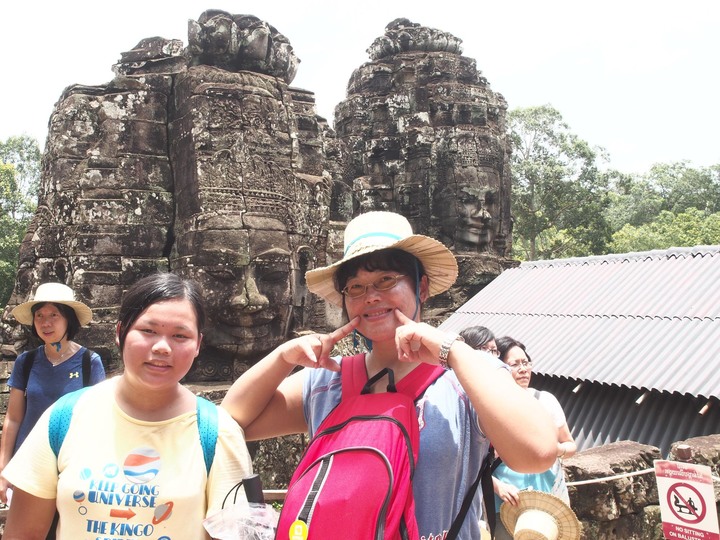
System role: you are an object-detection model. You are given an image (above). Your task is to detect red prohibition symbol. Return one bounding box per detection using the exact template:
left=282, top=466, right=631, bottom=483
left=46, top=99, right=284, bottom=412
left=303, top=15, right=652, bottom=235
left=667, top=482, right=706, bottom=524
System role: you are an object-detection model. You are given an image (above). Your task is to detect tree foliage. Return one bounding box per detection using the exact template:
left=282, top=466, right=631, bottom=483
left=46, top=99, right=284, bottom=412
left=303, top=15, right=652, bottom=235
left=604, top=162, right=720, bottom=253
left=509, top=105, right=612, bottom=260
left=0, top=135, right=40, bottom=305
left=605, top=175, right=664, bottom=231
left=610, top=208, right=720, bottom=253
left=645, top=161, right=720, bottom=215
left=508, top=105, right=720, bottom=259
left=0, top=135, right=41, bottom=204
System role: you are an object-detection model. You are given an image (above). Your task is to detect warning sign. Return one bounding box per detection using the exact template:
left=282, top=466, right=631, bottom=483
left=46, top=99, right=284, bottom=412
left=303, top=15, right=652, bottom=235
left=655, top=460, right=719, bottom=540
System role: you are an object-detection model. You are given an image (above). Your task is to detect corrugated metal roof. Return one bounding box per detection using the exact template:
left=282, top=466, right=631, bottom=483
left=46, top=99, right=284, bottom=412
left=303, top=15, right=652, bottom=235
left=530, top=374, right=720, bottom=457
left=440, top=245, right=720, bottom=399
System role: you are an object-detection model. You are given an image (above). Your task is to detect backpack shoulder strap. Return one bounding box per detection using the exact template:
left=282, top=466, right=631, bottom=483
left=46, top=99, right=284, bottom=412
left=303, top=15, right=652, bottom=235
left=81, top=348, right=93, bottom=387
left=340, top=353, right=369, bottom=399
left=48, top=387, right=91, bottom=457
left=196, top=396, right=219, bottom=476
left=446, top=444, right=494, bottom=540
left=48, top=390, right=218, bottom=475
left=340, top=355, right=445, bottom=402
left=482, top=446, right=499, bottom=537
left=395, top=362, right=446, bottom=401
left=21, top=348, right=39, bottom=394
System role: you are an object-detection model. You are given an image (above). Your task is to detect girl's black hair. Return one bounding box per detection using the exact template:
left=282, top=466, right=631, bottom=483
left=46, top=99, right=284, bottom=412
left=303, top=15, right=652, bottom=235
left=459, top=325, right=496, bottom=350
left=117, top=273, right=206, bottom=351
left=30, top=302, right=81, bottom=340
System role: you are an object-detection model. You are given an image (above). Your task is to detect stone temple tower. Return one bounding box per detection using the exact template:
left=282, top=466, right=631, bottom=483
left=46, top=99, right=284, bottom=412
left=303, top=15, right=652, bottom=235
left=332, top=18, right=516, bottom=320
left=0, top=11, right=335, bottom=378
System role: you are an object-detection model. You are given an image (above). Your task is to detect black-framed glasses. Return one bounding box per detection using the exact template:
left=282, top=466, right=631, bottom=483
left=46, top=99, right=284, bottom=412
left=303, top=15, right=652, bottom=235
left=341, top=275, right=406, bottom=299
left=507, top=360, right=532, bottom=371
left=480, top=345, right=500, bottom=357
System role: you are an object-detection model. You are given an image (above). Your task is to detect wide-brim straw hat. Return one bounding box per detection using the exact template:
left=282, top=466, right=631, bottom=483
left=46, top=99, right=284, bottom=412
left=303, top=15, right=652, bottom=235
left=500, top=491, right=581, bottom=540
left=306, top=211, right=458, bottom=307
left=11, top=282, right=93, bottom=327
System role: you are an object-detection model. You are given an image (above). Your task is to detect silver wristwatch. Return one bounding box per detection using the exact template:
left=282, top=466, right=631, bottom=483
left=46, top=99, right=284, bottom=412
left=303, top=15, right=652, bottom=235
left=438, top=333, right=464, bottom=369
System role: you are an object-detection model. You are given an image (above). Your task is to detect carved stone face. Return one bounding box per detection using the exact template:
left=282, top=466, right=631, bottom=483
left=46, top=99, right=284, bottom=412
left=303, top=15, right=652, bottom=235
left=455, top=182, right=495, bottom=250
left=175, top=218, right=294, bottom=359
left=435, top=178, right=493, bottom=253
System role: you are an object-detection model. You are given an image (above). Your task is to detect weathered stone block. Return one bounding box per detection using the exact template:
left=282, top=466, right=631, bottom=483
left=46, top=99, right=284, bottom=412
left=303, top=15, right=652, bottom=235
left=579, top=505, right=664, bottom=540
left=81, top=324, right=122, bottom=373
left=251, top=435, right=307, bottom=490
left=33, top=226, right=66, bottom=258
left=565, top=441, right=661, bottom=521
left=117, top=37, right=185, bottom=64
left=72, top=277, right=123, bottom=307
left=120, top=258, right=170, bottom=287
left=73, top=224, right=169, bottom=257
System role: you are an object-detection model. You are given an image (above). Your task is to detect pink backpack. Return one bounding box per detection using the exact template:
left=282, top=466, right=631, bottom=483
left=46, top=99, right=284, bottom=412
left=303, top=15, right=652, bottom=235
left=276, top=354, right=445, bottom=540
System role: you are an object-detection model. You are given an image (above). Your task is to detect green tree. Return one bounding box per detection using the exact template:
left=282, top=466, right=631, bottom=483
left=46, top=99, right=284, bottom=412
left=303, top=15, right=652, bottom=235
left=509, top=105, right=612, bottom=260
left=610, top=208, right=720, bottom=253
left=605, top=175, right=664, bottom=231
left=645, top=161, right=720, bottom=215
left=604, top=161, right=720, bottom=252
left=0, top=135, right=40, bottom=304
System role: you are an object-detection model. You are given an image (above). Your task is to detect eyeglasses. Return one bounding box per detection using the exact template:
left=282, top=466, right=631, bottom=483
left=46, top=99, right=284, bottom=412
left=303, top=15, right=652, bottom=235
left=507, top=360, right=532, bottom=371
left=480, top=346, right=500, bottom=357
left=341, top=275, right=406, bottom=299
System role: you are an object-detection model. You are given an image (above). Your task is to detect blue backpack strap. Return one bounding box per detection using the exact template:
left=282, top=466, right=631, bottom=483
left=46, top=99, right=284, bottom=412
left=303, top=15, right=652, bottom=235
left=196, top=396, right=218, bottom=476
left=48, top=389, right=218, bottom=474
left=48, top=387, right=91, bottom=457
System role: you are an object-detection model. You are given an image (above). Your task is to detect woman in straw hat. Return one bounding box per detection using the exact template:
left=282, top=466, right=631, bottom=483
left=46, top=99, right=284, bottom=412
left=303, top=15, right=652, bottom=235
left=0, top=282, right=105, bottom=507
left=222, top=211, right=558, bottom=538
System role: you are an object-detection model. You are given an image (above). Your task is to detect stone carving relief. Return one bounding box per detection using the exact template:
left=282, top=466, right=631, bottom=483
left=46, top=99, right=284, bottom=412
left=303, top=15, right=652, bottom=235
left=1, top=13, right=514, bottom=378
left=173, top=214, right=317, bottom=379
left=187, top=10, right=299, bottom=82
left=168, top=39, right=331, bottom=376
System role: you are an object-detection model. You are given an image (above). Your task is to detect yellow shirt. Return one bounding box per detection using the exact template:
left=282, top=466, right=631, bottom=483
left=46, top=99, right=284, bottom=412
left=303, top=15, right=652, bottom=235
left=3, top=377, right=253, bottom=540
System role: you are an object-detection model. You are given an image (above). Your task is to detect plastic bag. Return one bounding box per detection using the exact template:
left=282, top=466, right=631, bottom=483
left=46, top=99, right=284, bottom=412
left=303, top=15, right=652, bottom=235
left=203, top=501, right=279, bottom=540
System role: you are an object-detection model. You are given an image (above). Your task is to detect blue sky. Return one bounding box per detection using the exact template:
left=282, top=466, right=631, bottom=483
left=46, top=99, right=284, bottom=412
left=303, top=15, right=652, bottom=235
left=1, top=0, right=718, bottom=174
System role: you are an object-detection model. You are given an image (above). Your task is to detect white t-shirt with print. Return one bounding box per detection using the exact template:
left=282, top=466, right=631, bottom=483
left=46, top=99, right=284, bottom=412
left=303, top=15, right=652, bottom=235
left=2, top=377, right=253, bottom=540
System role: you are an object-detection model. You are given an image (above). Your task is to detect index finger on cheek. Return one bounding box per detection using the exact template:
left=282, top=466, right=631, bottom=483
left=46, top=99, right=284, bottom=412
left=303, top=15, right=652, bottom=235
left=393, top=308, right=412, bottom=324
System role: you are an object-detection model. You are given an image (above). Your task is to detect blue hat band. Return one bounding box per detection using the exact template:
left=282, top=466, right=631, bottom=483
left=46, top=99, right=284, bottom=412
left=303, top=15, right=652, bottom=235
left=344, top=231, right=403, bottom=257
